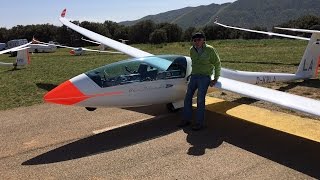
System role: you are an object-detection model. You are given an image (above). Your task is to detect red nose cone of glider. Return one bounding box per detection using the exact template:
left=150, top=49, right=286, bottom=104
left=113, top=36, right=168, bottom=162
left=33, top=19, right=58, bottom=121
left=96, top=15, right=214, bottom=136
left=69, top=50, right=75, bottom=55
left=44, top=80, right=87, bottom=105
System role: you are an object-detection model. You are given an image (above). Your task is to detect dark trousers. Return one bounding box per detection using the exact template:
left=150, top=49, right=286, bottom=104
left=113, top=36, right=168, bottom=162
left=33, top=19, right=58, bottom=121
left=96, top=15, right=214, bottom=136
left=183, top=74, right=211, bottom=125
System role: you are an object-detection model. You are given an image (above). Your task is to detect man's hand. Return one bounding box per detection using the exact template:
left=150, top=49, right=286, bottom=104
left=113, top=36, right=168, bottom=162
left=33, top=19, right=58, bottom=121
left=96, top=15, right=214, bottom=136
left=210, top=79, right=218, bottom=87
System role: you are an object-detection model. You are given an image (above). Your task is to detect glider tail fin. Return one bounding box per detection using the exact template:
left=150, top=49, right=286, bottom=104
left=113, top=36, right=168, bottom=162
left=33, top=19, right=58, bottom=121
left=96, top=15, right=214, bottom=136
left=15, top=48, right=30, bottom=67
left=295, top=32, right=320, bottom=79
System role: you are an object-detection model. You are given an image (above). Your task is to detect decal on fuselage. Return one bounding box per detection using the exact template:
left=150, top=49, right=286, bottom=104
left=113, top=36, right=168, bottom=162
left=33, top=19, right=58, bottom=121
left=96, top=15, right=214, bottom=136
left=256, top=76, right=276, bottom=84
left=16, top=59, right=24, bottom=63
left=129, top=84, right=173, bottom=93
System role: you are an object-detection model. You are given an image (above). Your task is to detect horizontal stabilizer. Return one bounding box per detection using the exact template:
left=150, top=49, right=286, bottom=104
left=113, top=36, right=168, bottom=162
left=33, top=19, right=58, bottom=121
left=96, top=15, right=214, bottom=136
left=81, top=37, right=101, bottom=45
left=0, top=62, right=14, bottom=66
left=81, top=47, right=123, bottom=54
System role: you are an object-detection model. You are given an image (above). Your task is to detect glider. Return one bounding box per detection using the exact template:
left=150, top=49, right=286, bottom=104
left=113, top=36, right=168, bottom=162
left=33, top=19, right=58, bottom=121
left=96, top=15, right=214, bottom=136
left=0, top=42, right=31, bottom=69
left=34, top=39, right=122, bottom=56
left=44, top=9, right=320, bottom=117
left=119, top=39, right=129, bottom=44
left=81, top=37, right=108, bottom=51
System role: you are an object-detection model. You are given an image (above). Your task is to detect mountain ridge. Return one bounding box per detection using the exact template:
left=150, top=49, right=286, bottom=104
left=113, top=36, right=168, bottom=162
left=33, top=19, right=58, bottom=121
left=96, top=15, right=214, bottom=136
left=119, top=0, right=320, bottom=29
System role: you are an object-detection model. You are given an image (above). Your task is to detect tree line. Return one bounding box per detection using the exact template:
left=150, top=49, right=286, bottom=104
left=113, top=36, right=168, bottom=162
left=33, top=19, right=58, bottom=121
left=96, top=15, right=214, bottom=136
left=0, top=15, right=319, bottom=46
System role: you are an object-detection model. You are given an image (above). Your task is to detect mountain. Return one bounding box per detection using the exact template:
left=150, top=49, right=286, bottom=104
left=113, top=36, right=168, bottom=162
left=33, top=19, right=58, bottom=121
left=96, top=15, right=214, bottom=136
left=119, top=0, right=320, bottom=29
left=211, top=0, right=320, bottom=29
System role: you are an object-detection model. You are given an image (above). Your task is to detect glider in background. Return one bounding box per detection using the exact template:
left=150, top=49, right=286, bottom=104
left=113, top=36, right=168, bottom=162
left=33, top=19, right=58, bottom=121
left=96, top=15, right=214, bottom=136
left=0, top=42, right=31, bottom=69
left=34, top=39, right=122, bottom=56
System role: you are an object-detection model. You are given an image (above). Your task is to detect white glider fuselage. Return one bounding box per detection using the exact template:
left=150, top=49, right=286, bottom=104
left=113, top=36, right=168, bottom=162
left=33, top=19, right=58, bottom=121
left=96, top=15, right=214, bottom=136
left=45, top=55, right=191, bottom=107
left=70, top=73, right=188, bottom=107
left=44, top=53, right=316, bottom=108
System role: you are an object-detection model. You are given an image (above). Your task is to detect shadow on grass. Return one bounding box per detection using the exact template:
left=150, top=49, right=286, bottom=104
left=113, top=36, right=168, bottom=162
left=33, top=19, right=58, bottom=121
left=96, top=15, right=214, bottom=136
left=280, top=79, right=320, bottom=90
left=36, top=83, right=58, bottom=91
left=1, top=68, right=24, bottom=73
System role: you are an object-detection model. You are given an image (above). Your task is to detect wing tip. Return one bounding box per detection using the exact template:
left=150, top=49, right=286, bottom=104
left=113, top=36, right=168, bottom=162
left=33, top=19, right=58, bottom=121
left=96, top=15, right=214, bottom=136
left=61, top=9, right=67, bottom=18
left=275, top=27, right=320, bottom=34
left=213, top=16, right=218, bottom=24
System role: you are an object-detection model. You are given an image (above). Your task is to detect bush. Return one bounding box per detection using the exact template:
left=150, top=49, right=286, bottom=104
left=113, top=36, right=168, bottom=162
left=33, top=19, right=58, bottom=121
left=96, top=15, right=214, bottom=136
left=149, top=29, right=168, bottom=44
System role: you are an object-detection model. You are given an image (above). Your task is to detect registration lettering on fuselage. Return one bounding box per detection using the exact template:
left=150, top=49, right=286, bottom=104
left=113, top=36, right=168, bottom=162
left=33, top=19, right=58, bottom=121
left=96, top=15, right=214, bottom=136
left=256, top=76, right=276, bottom=84
left=303, top=59, right=314, bottom=71
left=129, top=84, right=173, bottom=93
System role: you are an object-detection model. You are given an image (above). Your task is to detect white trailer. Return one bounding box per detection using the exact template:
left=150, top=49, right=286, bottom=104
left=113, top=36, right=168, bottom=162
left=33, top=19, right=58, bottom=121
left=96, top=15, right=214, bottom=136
left=28, top=41, right=57, bottom=53
left=6, top=39, right=28, bottom=56
left=7, top=39, right=28, bottom=49
left=0, top=43, right=6, bottom=50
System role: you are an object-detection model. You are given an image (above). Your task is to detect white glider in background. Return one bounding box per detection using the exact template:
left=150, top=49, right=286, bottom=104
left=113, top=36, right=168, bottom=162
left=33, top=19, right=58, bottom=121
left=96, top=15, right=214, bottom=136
left=28, top=43, right=57, bottom=53
left=214, top=21, right=310, bottom=41
left=81, top=37, right=101, bottom=45
left=44, top=9, right=320, bottom=117
left=119, top=39, right=129, bottom=44
left=81, top=37, right=108, bottom=51
left=34, top=39, right=122, bottom=56
left=0, top=43, right=31, bottom=69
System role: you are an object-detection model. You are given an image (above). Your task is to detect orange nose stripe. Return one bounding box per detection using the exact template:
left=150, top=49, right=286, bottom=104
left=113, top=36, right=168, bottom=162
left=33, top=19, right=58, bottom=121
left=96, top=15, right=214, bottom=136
left=44, top=80, right=88, bottom=105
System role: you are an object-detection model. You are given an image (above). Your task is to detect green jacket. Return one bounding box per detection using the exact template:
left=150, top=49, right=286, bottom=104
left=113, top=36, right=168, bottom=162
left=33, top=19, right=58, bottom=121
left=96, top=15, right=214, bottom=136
left=190, top=44, right=221, bottom=79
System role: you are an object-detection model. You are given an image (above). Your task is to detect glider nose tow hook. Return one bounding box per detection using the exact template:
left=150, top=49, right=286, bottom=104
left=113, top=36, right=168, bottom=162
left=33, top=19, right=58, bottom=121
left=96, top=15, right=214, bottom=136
left=85, top=107, right=97, bottom=111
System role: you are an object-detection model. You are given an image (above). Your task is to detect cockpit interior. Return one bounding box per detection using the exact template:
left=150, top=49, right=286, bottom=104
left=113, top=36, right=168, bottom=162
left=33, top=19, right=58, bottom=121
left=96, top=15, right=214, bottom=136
left=85, top=55, right=187, bottom=88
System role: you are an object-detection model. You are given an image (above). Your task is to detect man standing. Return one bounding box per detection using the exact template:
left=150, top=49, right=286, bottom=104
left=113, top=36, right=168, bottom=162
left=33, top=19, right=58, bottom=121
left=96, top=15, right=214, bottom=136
left=180, top=32, right=221, bottom=131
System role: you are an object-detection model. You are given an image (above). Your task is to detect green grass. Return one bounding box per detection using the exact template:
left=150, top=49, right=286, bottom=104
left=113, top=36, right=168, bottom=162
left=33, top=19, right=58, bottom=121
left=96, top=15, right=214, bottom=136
left=0, top=39, right=309, bottom=110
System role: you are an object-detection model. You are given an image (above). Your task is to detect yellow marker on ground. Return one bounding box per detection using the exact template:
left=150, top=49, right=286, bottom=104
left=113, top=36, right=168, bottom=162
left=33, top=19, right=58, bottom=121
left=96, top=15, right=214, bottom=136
left=196, top=97, right=320, bottom=142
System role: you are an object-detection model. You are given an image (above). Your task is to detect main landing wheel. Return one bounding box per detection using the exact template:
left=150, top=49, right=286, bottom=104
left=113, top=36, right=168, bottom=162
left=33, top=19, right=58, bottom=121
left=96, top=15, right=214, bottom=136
left=166, top=103, right=181, bottom=113
left=85, top=107, right=97, bottom=111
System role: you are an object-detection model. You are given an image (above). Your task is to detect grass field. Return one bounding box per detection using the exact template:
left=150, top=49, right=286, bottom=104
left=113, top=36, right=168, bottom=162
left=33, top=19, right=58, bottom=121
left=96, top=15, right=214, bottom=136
left=0, top=39, right=318, bottom=112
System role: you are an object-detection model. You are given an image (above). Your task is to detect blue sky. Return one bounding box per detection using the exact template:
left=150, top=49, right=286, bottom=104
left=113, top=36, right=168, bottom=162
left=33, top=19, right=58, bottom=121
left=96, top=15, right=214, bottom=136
left=0, top=0, right=235, bottom=28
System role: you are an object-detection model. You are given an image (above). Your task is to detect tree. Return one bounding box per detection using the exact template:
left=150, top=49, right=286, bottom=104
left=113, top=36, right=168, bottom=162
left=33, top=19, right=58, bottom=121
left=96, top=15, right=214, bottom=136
left=128, top=20, right=155, bottom=43
left=0, top=28, right=8, bottom=42
left=183, top=27, right=197, bottom=41
left=157, top=23, right=182, bottom=42
left=55, top=25, right=73, bottom=46
left=149, top=29, right=167, bottom=44
left=113, top=26, right=129, bottom=42
left=104, top=21, right=120, bottom=37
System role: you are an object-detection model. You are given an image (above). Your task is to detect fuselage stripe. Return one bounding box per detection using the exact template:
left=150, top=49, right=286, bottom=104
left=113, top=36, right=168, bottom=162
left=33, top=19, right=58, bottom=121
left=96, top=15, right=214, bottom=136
left=45, top=91, right=123, bottom=101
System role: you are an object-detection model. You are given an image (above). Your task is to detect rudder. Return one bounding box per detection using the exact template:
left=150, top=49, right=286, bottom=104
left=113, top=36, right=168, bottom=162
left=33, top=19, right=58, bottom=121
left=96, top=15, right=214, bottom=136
left=15, top=48, right=30, bottom=67
left=295, top=33, right=320, bottom=79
